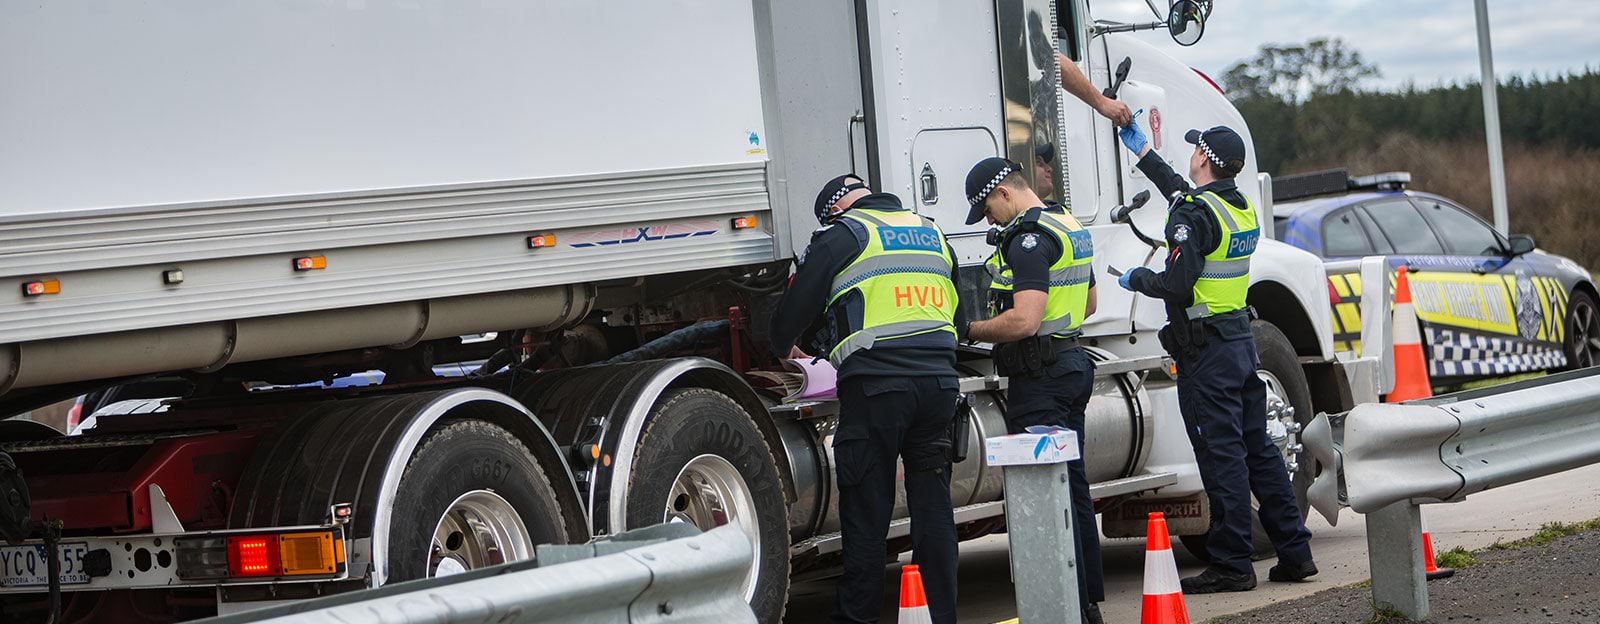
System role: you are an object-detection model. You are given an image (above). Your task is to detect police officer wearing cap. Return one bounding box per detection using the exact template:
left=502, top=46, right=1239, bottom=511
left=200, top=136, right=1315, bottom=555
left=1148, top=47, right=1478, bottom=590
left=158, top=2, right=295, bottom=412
left=1114, top=123, right=1317, bottom=593
left=961, top=158, right=1105, bottom=624
left=770, top=174, right=965, bottom=624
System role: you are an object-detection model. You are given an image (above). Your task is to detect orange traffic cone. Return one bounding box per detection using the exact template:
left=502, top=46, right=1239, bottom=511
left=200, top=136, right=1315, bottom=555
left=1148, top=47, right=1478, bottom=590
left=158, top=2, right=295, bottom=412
left=897, top=564, right=932, bottom=624
left=1387, top=266, right=1434, bottom=403
left=1420, top=510, right=1456, bottom=580
left=1141, top=513, right=1190, bottom=624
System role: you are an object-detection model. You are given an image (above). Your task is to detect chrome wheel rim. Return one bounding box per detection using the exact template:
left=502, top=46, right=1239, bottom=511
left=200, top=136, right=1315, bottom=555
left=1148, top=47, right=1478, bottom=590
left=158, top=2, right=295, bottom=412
left=1259, top=369, right=1301, bottom=480
left=428, top=489, right=531, bottom=577
left=667, top=454, right=759, bottom=601
left=1575, top=303, right=1600, bottom=369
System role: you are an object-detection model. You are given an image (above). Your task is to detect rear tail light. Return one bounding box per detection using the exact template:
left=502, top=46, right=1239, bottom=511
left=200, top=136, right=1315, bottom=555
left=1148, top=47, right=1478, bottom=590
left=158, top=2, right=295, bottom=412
left=228, top=535, right=280, bottom=577
left=177, top=530, right=344, bottom=581
left=22, top=279, right=60, bottom=297
left=731, top=216, right=760, bottom=230
left=279, top=531, right=341, bottom=576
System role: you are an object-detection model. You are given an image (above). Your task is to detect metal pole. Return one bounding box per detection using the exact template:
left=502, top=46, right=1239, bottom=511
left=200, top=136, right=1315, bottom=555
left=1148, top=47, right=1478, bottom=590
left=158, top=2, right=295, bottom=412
left=1365, top=502, right=1430, bottom=620
left=1001, top=460, right=1081, bottom=623
left=1474, top=0, right=1510, bottom=234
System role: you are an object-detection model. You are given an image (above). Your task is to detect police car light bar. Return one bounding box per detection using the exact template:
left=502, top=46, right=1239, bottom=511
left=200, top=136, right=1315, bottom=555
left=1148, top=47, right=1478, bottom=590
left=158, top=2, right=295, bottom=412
left=1349, top=171, right=1411, bottom=192
left=1273, top=169, right=1413, bottom=203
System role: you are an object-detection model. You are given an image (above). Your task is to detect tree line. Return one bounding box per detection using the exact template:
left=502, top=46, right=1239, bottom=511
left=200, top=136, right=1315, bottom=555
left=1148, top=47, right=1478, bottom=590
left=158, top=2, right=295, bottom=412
left=1222, top=38, right=1600, bottom=174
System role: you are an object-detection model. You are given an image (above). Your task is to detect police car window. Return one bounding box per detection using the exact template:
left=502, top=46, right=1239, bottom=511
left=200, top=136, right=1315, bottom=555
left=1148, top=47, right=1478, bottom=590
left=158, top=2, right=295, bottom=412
left=1322, top=209, right=1373, bottom=257
left=1353, top=209, right=1395, bottom=254
left=1361, top=200, right=1444, bottom=255
left=1419, top=199, right=1503, bottom=256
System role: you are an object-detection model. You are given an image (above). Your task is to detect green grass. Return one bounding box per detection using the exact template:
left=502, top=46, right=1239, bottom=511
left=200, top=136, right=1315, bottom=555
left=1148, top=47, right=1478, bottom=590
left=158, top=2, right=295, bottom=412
left=1433, top=546, right=1478, bottom=569
left=1488, top=518, right=1600, bottom=550
left=1364, top=604, right=1415, bottom=624
left=1458, top=371, right=1547, bottom=391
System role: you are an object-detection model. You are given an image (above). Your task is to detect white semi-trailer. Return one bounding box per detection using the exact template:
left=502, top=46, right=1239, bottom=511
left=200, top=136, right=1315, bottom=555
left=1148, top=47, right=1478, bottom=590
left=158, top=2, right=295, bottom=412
left=0, top=1, right=1362, bottom=622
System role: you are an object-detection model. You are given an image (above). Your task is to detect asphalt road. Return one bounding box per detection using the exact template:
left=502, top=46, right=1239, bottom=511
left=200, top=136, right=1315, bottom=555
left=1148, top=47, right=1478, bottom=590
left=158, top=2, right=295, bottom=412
left=784, top=463, right=1600, bottom=623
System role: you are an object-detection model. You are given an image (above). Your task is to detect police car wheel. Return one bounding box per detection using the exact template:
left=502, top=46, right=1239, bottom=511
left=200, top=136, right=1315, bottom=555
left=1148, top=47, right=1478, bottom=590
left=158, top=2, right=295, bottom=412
left=625, top=388, right=790, bottom=623
left=1179, top=321, right=1314, bottom=563
left=1563, top=291, right=1600, bottom=371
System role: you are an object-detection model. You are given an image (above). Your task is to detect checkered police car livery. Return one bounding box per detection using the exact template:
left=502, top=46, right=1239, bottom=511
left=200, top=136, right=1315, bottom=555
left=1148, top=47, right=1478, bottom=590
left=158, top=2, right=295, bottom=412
left=1273, top=170, right=1599, bottom=385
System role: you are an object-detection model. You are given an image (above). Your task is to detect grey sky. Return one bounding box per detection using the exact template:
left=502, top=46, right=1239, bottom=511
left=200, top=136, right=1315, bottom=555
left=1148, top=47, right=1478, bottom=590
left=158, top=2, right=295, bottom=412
left=1087, top=1, right=1600, bottom=90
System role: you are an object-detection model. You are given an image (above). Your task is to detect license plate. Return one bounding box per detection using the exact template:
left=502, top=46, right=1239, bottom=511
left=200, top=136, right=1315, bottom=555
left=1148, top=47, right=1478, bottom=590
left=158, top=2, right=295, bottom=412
left=0, top=542, right=90, bottom=587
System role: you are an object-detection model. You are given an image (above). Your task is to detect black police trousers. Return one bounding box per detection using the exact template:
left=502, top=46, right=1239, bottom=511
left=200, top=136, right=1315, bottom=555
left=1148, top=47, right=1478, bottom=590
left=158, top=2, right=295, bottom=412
left=1176, top=333, right=1313, bottom=576
left=832, top=375, right=959, bottom=624
left=1003, top=347, right=1105, bottom=608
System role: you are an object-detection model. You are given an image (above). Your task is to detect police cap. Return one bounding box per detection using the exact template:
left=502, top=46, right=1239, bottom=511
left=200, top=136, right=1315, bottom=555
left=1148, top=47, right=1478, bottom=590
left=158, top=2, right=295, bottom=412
left=964, top=157, right=1021, bottom=225
left=814, top=174, right=867, bottom=225
left=1184, top=126, right=1247, bottom=175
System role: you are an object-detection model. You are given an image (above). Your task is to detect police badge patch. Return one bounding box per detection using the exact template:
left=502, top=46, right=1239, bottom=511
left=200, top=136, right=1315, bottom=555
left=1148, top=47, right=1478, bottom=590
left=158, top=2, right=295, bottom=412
left=1172, top=224, right=1190, bottom=242
left=1020, top=233, right=1039, bottom=251
left=1515, top=271, right=1543, bottom=341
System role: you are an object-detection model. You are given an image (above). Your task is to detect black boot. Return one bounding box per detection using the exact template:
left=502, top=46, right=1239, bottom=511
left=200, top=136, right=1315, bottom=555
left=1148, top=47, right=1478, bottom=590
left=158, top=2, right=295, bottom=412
left=1082, top=602, right=1104, bottom=624
left=1268, top=559, right=1319, bottom=582
left=1180, top=566, right=1257, bottom=594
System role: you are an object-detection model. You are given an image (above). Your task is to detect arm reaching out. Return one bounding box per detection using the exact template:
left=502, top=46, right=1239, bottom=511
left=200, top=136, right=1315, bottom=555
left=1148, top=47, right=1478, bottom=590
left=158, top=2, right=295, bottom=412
left=1057, top=51, right=1132, bottom=126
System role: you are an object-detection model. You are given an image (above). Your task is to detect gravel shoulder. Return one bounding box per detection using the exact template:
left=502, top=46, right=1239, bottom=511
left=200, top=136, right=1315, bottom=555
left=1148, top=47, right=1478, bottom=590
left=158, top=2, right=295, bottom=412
left=1210, top=523, right=1600, bottom=624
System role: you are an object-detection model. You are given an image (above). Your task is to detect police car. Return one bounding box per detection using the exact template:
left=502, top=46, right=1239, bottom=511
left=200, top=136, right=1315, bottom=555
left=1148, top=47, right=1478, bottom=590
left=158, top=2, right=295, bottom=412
left=1272, top=170, right=1598, bottom=384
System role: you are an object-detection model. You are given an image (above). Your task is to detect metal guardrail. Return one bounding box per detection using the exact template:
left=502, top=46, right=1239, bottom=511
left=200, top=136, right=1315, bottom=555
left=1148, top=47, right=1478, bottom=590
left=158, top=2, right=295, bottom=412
left=1333, top=368, right=1600, bottom=513
left=1299, top=254, right=1600, bottom=620
left=199, top=523, right=756, bottom=624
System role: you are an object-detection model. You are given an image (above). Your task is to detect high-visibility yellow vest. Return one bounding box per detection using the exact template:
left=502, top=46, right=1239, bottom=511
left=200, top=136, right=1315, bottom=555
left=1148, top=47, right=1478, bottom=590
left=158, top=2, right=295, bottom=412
left=983, top=208, right=1094, bottom=338
left=1189, top=190, right=1258, bottom=317
left=825, top=208, right=958, bottom=366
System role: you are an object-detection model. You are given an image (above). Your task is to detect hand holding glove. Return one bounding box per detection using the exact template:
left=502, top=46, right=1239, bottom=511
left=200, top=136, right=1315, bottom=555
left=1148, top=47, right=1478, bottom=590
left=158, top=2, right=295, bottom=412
left=1118, top=110, right=1148, bottom=155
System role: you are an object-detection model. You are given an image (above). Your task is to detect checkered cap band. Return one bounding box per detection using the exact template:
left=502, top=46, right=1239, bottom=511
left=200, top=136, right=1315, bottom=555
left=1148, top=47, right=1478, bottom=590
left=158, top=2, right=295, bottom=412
left=969, top=166, right=1013, bottom=206
left=1198, top=138, right=1228, bottom=170
left=826, top=186, right=854, bottom=211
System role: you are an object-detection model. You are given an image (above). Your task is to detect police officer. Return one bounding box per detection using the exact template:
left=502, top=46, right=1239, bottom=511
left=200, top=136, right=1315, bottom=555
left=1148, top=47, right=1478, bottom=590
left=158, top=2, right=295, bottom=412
left=1114, top=123, right=1318, bottom=593
left=961, top=158, right=1105, bottom=624
left=770, top=175, right=965, bottom=624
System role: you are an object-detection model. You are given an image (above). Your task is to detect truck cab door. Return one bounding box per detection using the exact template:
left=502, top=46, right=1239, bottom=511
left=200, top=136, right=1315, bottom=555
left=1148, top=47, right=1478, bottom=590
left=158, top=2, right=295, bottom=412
left=856, top=0, right=1060, bottom=266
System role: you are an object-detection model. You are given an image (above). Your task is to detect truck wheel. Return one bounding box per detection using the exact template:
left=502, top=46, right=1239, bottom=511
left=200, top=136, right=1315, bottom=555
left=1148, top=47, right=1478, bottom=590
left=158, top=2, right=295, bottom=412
left=1180, top=321, right=1314, bottom=563
left=386, top=419, right=570, bottom=581
left=625, top=388, right=790, bottom=623
left=1563, top=291, right=1600, bottom=371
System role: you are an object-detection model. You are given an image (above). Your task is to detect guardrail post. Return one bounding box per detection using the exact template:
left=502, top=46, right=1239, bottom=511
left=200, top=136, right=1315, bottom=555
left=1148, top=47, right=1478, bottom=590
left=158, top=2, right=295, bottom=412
left=1000, top=459, right=1080, bottom=623
left=1365, top=501, right=1429, bottom=620
left=1358, top=255, right=1394, bottom=395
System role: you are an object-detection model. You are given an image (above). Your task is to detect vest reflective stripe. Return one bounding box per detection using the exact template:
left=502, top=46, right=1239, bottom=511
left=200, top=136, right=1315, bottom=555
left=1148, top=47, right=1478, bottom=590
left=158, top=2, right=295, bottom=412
left=829, top=319, right=954, bottom=365
left=829, top=254, right=956, bottom=303
left=1199, top=258, right=1251, bottom=280
left=986, top=209, right=1094, bottom=338
left=826, top=208, right=958, bottom=367
left=1191, top=191, right=1258, bottom=316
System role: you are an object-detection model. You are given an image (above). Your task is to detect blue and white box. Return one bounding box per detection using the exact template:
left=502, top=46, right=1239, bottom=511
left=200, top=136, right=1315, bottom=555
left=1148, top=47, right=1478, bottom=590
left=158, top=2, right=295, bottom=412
left=984, top=426, right=1080, bottom=466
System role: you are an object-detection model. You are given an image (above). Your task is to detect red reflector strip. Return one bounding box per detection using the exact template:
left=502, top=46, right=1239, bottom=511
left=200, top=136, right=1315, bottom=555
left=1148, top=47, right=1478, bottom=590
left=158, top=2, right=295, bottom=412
left=527, top=234, right=556, bottom=249
left=731, top=216, right=759, bottom=230
left=293, top=256, right=327, bottom=271
left=228, top=535, right=281, bottom=577
left=22, top=280, right=60, bottom=297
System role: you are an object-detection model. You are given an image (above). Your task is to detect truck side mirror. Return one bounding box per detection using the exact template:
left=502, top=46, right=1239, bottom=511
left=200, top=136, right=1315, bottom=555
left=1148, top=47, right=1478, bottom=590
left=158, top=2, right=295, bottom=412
left=1168, top=1, right=1205, bottom=46
left=1507, top=234, right=1536, bottom=257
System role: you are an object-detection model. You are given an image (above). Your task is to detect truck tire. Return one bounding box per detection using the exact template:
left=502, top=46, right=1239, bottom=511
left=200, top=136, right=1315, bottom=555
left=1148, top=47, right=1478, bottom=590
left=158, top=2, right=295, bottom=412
left=1179, top=320, right=1314, bottom=563
left=1563, top=290, right=1600, bottom=371
left=386, top=419, right=570, bottom=581
left=624, top=388, right=790, bottom=623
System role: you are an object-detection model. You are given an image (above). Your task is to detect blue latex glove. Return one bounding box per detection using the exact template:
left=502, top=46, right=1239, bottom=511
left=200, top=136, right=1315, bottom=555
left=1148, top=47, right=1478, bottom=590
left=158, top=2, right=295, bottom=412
left=1118, top=109, right=1147, bottom=154
left=1118, top=270, right=1136, bottom=291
